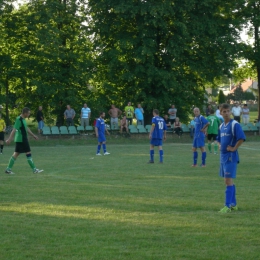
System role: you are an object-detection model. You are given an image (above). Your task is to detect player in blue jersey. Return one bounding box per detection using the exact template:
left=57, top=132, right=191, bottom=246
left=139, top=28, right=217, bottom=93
left=192, top=108, right=210, bottom=167
left=148, top=109, right=167, bottom=163
left=95, top=112, right=110, bottom=156
left=217, top=104, right=245, bottom=213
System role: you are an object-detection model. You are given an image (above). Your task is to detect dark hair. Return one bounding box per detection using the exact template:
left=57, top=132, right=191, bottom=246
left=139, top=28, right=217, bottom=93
left=22, top=107, right=30, bottom=114
left=244, top=104, right=247, bottom=106
left=210, top=109, right=215, bottom=114
left=220, top=103, right=230, bottom=111
left=99, top=111, right=105, bottom=116
left=153, top=109, right=159, bottom=115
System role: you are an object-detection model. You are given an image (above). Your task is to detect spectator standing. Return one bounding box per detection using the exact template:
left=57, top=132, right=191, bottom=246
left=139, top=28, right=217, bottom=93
left=36, top=106, right=44, bottom=134
left=124, top=102, right=134, bottom=125
left=81, top=103, right=91, bottom=127
left=216, top=106, right=224, bottom=123
left=231, top=103, right=242, bottom=123
left=0, top=114, right=6, bottom=154
left=163, top=115, right=171, bottom=130
left=205, top=105, right=212, bottom=117
left=168, top=105, right=177, bottom=124
left=120, top=116, right=129, bottom=134
left=64, top=105, right=76, bottom=126
left=135, top=104, right=144, bottom=125
left=242, top=104, right=250, bottom=125
left=108, top=104, right=122, bottom=129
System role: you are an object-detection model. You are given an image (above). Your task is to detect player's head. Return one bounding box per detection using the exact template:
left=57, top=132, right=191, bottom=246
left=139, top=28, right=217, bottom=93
left=193, top=107, right=200, bottom=117
left=208, top=104, right=211, bottom=108
left=67, top=105, right=71, bottom=109
left=164, top=114, right=168, bottom=119
left=175, top=117, right=179, bottom=122
left=153, top=109, right=159, bottom=116
left=220, top=103, right=231, bottom=119
left=22, top=107, right=31, bottom=117
left=100, top=112, right=105, bottom=118
left=83, top=103, right=87, bottom=108
left=243, top=104, right=247, bottom=107
left=128, top=102, right=131, bottom=106
left=137, top=103, right=141, bottom=108
left=210, top=109, right=215, bottom=114
left=171, top=104, right=175, bottom=108
left=234, top=102, right=238, bottom=107
left=111, top=104, right=115, bottom=108
left=39, top=106, right=42, bottom=111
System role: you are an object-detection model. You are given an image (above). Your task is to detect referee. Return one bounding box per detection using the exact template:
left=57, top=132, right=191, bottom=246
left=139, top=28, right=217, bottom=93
left=5, top=107, right=43, bottom=174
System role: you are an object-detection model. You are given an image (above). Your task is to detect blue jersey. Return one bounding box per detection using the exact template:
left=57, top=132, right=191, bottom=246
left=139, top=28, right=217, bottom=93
left=194, top=115, right=208, bottom=137
left=151, top=116, right=166, bottom=139
left=217, top=120, right=245, bottom=163
left=95, top=118, right=105, bottom=136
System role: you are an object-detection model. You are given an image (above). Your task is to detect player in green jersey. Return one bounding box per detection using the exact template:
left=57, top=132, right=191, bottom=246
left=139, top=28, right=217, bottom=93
left=206, top=109, right=221, bottom=154
left=5, top=107, right=43, bottom=174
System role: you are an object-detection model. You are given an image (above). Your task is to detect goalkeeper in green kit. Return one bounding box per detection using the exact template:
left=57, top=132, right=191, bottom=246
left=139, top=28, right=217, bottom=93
left=206, top=109, right=221, bottom=154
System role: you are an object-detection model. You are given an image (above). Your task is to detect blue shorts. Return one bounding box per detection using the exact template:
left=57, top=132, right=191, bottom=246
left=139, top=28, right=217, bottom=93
left=38, top=120, right=44, bottom=130
left=219, top=161, right=237, bottom=178
left=98, top=134, right=106, bottom=143
left=150, top=139, right=163, bottom=146
left=193, top=136, right=205, bottom=148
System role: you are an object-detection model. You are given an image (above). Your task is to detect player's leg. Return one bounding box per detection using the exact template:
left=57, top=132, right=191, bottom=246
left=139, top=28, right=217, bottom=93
left=38, top=121, right=41, bottom=134
left=102, top=141, right=110, bottom=155
left=158, top=145, right=163, bottom=163
left=213, top=140, right=218, bottom=154
left=96, top=141, right=102, bottom=155
left=0, top=133, right=4, bottom=153
left=25, top=151, right=43, bottom=173
left=207, top=135, right=212, bottom=153
left=149, top=144, right=155, bottom=163
left=6, top=152, right=20, bottom=174
left=219, top=162, right=237, bottom=213
left=192, top=147, right=198, bottom=167
left=200, top=146, right=206, bottom=167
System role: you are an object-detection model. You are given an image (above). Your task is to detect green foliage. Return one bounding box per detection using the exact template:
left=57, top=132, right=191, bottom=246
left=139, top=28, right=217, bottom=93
left=87, top=0, right=242, bottom=122
left=218, top=90, right=226, bottom=104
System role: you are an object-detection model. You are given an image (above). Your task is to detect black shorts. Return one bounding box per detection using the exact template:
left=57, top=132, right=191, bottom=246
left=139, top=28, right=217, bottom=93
left=207, top=134, right=217, bottom=141
left=0, top=131, right=4, bottom=141
left=15, top=141, right=31, bottom=153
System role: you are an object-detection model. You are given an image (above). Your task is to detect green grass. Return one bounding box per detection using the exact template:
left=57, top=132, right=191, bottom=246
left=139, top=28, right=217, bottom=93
left=1, top=142, right=260, bottom=260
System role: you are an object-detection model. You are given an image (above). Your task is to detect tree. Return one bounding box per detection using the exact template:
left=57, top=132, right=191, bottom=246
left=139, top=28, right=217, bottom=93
left=235, top=0, right=260, bottom=119
left=218, top=90, right=226, bottom=104
left=87, top=0, right=243, bottom=122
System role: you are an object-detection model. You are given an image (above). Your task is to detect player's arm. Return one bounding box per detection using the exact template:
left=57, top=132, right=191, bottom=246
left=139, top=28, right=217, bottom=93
left=72, top=110, right=75, bottom=119
left=27, top=127, right=38, bottom=140
left=149, top=124, right=155, bottom=139
left=108, top=109, right=112, bottom=117
left=5, top=128, right=16, bottom=144
left=80, top=109, right=83, bottom=118
left=227, top=139, right=244, bottom=152
left=106, top=127, right=110, bottom=135
left=95, top=126, right=99, bottom=137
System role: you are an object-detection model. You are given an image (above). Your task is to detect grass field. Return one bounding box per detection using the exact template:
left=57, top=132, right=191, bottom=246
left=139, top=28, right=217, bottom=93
left=1, top=141, right=260, bottom=260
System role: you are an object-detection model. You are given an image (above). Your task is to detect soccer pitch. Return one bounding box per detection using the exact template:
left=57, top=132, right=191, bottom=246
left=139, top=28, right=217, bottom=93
left=1, top=142, right=260, bottom=260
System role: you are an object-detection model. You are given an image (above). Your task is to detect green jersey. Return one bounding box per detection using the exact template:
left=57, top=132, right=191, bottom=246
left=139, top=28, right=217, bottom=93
left=125, top=106, right=134, bottom=118
left=206, top=115, right=220, bottom=135
left=14, top=116, right=28, bottom=142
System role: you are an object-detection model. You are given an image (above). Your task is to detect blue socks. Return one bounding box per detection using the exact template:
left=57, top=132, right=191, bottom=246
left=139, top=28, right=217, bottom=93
left=193, top=151, right=198, bottom=165
left=159, top=150, right=163, bottom=162
left=150, top=150, right=154, bottom=162
left=97, top=145, right=101, bottom=154
left=232, top=185, right=236, bottom=206
left=225, top=185, right=234, bottom=208
left=202, top=151, right=206, bottom=165
left=102, top=144, right=106, bottom=153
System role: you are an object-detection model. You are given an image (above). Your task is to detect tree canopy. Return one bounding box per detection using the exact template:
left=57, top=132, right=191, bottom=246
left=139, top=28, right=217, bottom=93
left=0, top=0, right=259, bottom=124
